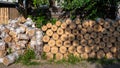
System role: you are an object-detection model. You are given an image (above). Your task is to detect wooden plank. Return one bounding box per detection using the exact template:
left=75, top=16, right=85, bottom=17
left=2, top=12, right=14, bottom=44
left=0, top=7, right=9, bottom=24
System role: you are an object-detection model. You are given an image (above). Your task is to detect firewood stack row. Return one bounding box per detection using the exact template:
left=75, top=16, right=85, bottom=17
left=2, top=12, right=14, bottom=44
left=0, top=18, right=43, bottom=65
left=42, top=18, right=120, bottom=60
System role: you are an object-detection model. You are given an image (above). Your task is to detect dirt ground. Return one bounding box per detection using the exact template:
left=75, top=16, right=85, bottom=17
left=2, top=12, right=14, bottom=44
left=0, top=61, right=120, bottom=68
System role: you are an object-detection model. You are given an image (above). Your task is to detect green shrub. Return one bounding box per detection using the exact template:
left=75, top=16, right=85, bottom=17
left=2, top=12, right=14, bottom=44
left=41, top=52, right=47, bottom=60
left=67, top=54, right=81, bottom=64
left=33, top=0, right=49, bottom=8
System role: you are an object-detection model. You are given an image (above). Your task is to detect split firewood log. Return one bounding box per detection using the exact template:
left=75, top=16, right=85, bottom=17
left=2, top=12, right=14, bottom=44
left=55, top=53, right=63, bottom=60
left=112, top=22, right=118, bottom=27
left=9, top=31, right=17, bottom=38
left=65, top=18, right=72, bottom=25
left=90, top=32, right=97, bottom=39
left=117, top=51, right=120, bottom=59
left=97, top=50, right=105, bottom=59
left=97, top=33, right=103, bottom=38
left=43, top=44, right=50, bottom=53
left=109, top=26, right=115, bottom=32
left=84, top=46, right=91, bottom=53
left=65, top=28, right=71, bottom=34
left=81, top=53, right=88, bottom=59
left=46, top=23, right=52, bottom=28
left=63, top=52, right=69, bottom=59
left=0, top=50, right=6, bottom=58
left=87, top=27, right=93, bottom=33
left=42, top=35, right=50, bottom=42
left=72, top=29, right=79, bottom=35
left=46, top=52, right=53, bottom=60
left=41, top=25, right=47, bottom=31
left=57, top=28, right=64, bottom=35
left=59, top=46, right=67, bottom=54
left=106, top=32, right=112, bottom=37
left=68, top=46, right=76, bottom=53
left=81, top=28, right=87, bottom=34
left=3, top=28, right=10, bottom=33
left=75, top=18, right=81, bottom=24
left=2, top=50, right=24, bottom=66
left=56, top=39, right=63, bottom=47
left=56, top=21, right=61, bottom=27
left=48, top=39, right=55, bottom=47
left=117, top=37, right=120, bottom=41
left=82, top=21, right=89, bottom=28
left=77, top=24, right=82, bottom=30
left=106, top=52, right=113, bottom=59
left=96, top=18, right=105, bottom=25
left=91, top=45, right=100, bottom=52
left=29, top=36, right=38, bottom=49
left=77, top=46, right=85, bottom=54
left=103, top=21, right=110, bottom=29
left=73, top=52, right=80, bottom=57
left=102, top=36, right=109, bottom=43
left=113, top=31, right=120, bottom=37
left=26, top=28, right=35, bottom=37
left=106, top=43, right=113, bottom=50
left=18, top=34, right=29, bottom=40
left=87, top=39, right=95, bottom=45
left=61, top=23, right=67, bottom=29
left=4, top=35, right=12, bottom=43
left=93, top=24, right=103, bottom=32
left=88, top=20, right=96, bottom=27
left=98, top=42, right=106, bottom=48
left=80, top=39, right=87, bottom=45
left=18, top=40, right=28, bottom=45
left=72, top=40, right=79, bottom=46
left=109, top=37, right=116, bottom=43
left=51, top=46, right=58, bottom=54
left=117, top=26, right=120, bottom=32
left=88, top=51, right=96, bottom=58
left=46, top=29, right=53, bottom=36
left=69, top=23, right=76, bottom=29
left=68, top=34, right=75, bottom=41
left=52, top=33, right=59, bottom=40
left=64, top=41, right=71, bottom=47
left=95, top=38, right=101, bottom=44
left=51, top=25, right=58, bottom=31
left=114, top=42, right=120, bottom=48
left=60, top=34, right=68, bottom=41
left=110, top=47, right=117, bottom=53
left=76, top=34, right=83, bottom=40
left=15, top=27, right=26, bottom=34
left=103, top=47, right=110, bottom=53
left=84, top=33, right=91, bottom=40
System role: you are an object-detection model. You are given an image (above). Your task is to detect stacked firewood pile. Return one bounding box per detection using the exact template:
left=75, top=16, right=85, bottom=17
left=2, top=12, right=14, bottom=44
left=42, top=18, right=120, bottom=60
left=0, top=18, right=43, bottom=65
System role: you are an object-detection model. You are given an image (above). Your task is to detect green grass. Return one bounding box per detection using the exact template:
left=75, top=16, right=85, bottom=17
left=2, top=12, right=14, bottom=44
left=87, top=58, right=120, bottom=65
left=15, top=49, right=120, bottom=66
left=15, top=49, right=40, bottom=66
